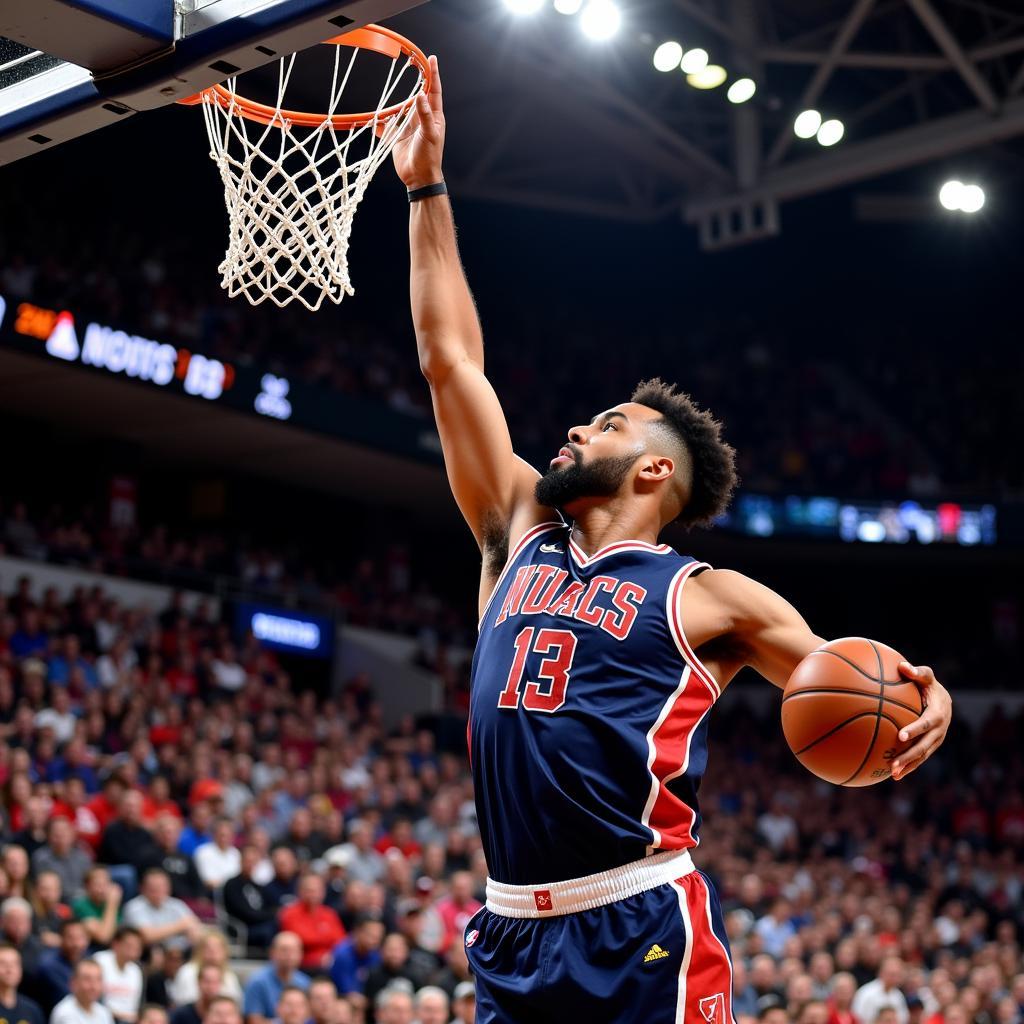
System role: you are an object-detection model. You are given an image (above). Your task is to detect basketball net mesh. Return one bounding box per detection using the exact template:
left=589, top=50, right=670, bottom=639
left=198, top=45, right=423, bottom=310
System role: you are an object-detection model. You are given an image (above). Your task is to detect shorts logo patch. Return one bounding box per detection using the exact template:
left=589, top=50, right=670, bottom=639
left=699, top=993, right=726, bottom=1023
left=533, top=890, right=553, bottom=911
left=465, top=930, right=479, bottom=948
left=643, top=943, right=670, bottom=963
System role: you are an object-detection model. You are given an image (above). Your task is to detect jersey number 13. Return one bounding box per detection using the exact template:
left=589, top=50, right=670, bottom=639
left=497, top=627, right=578, bottom=713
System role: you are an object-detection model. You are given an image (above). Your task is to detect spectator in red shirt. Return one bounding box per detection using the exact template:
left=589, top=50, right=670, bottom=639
left=142, top=777, right=182, bottom=823
left=994, top=792, right=1024, bottom=846
left=148, top=706, right=185, bottom=750
left=278, top=874, right=346, bottom=971
left=166, top=654, right=198, bottom=699
left=52, top=779, right=102, bottom=851
left=374, top=820, right=421, bottom=861
left=828, top=973, right=861, bottom=1024
left=952, top=797, right=990, bottom=844
left=432, top=872, right=481, bottom=955
left=87, top=776, right=127, bottom=835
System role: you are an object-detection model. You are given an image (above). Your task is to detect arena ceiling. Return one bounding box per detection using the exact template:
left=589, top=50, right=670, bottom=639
left=391, top=0, right=1024, bottom=246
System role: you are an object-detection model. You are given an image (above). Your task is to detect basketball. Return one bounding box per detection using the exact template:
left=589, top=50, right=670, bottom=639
left=781, top=638, right=925, bottom=787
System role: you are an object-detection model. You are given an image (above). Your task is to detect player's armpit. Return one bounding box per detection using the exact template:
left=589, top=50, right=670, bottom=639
left=684, top=569, right=826, bottom=690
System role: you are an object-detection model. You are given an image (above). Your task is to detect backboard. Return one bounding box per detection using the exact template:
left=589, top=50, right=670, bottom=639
left=0, top=0, right=427, bottom=166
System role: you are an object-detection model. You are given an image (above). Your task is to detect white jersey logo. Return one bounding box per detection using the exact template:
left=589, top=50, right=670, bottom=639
left=700, top=994, right=726, bottom=1024
left=540, top=543, right=564, bottom=554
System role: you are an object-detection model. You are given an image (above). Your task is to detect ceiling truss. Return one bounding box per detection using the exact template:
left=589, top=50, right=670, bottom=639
left=428, top=0, right=1024, bottom=247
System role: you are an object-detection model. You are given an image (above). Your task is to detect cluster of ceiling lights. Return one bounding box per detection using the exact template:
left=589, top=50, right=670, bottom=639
left=938, top=180, right=986, bottom=214
left=504, top=0, right=622, bottom=39
left=505, top=1, right=991, bottom=213
left=503, top=0, right=759, bottom=100
left=792, top=109, right=845, bottom=147
left=652, top=40, right=755, bottom=101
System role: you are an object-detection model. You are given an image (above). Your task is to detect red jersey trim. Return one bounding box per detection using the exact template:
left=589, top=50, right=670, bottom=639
left=667, top=561, right=722, bottom=700
left=568, top=536, right=673, bottom=568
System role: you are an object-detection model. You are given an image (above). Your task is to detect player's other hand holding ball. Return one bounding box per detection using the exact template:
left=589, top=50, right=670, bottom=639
left=392, top=54, right=445, bottom=190
left=891, top=660, right=952, bottom=780
left=782, top=637, right=952, bottom=785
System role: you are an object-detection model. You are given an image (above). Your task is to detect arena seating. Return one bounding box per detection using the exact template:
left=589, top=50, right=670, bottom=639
left=2, top=237, right=1017, bottom=502
left=0, top=570, right=1021, bottom=1024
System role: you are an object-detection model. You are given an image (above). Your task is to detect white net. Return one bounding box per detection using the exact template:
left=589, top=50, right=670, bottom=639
left=197, top=35, right=424, bottom=311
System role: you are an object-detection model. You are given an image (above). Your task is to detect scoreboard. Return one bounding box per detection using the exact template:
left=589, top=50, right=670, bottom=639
left=0, top=288, right=445, bottom=465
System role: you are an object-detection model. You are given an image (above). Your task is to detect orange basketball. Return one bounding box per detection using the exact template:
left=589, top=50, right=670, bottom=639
left=781, top=637, right=925, bottom=787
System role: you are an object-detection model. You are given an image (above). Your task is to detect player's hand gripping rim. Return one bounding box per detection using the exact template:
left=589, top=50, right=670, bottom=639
left=390, top=54, right=445, bottom=190
left=891, top=662, right=952, bottom=781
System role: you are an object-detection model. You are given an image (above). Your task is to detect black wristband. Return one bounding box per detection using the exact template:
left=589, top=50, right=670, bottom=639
left=408, top=182, right=448, bottom=202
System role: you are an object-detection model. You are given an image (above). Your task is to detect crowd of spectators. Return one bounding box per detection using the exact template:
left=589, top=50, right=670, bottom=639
left=1, top=237, right=1018, bottom=502
left=0, top=574, right=483, bottom=1023
left=0, top=494, right=472, bottom=679
left=0, top=569, right=1019, bottom=1024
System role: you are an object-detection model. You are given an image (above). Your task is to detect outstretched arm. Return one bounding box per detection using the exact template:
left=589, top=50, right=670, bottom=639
left=391, top=57, right=549, bottom=560
left=685, top=568, right=953, bottom=780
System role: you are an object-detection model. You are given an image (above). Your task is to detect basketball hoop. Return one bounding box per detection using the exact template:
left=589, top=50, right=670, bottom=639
left=181, top=25, right=429, bottom=311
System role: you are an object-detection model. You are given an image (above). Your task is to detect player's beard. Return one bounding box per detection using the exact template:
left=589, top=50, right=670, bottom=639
left=535, top=451, right=640, bottom=511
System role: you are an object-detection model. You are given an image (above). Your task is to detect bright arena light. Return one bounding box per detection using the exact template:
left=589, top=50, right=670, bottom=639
left=959, top=183, right=986, bottom=213
left=793, top=109, right=822, bottom=139
left=727, top=77, right=757, bottom=104
left=939, top=180, right=965, bottom=210
left=653, top=41, right=684, bottom=72
left=580, top=0, right=622, bottom=40
left=679, top=47, right=709, bottom=74
left=504, top=0, right=545, bottom=13
left=687, top=65, right=728, bottom=90
left=553, top=0, right=582, bottom=12
left=816, top=118, right=845, bottom=146
left=940, top=180, right=986, bottom=213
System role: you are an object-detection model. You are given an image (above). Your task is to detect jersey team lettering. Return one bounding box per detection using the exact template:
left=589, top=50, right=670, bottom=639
left=494, top=563, right=647, bottom=640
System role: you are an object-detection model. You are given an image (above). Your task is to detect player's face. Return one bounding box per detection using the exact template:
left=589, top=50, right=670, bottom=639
left=535, top=403, right=652, bottom=512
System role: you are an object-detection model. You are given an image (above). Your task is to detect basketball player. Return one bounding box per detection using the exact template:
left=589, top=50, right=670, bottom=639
left=391, top=57, right=953, bottom=1023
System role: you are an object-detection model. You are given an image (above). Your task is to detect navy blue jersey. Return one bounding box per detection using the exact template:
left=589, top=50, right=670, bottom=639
left=470, top=521, right=722, bottom=885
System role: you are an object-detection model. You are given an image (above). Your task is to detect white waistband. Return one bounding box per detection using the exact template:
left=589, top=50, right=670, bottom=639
left=485, top=849, right=695, bottom=918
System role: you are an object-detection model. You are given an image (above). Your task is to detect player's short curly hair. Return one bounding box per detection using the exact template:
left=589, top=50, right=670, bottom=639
left=631, top=378, right=738, bottom=529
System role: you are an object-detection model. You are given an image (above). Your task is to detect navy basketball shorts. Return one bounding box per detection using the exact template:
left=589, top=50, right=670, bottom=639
left=464, top=850, right=738, bottom=1024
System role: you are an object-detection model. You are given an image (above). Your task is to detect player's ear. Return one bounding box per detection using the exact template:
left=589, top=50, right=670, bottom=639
left=637, top=455, right=674, bottom=483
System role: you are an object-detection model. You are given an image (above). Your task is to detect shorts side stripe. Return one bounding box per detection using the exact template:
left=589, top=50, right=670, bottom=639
left=671, top=878, right=695, bottom=1024
left=699, top=874, right=739, bottom=1024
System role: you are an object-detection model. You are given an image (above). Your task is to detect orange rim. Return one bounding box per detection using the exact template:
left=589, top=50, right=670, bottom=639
left=178, top=24, right=430, bottom=130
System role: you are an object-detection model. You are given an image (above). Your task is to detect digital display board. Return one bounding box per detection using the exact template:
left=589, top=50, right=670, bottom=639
left=0, top=285, right=1001, bottom=548
left=0, top=286, right=446, bottom=466
left=719, top=493, right=997, bottom=546
left=234, top=602, right=334, bottom=659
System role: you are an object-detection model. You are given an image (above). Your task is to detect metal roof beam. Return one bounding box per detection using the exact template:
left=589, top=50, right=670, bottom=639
left=759, top=49, right=949, bottom=70
left=906, top=0, right=1000, bottom=112
left=686, top=93, right=1024, bottom=220
left=448, top=180, right=670, bottom=223
left=774, top=0, right=901, bottom=51
left=766, top=0, right=877, bottom=167
left=1012, top=57, right=1024, bottom=95
left=669, top=0, right=745, bottom=47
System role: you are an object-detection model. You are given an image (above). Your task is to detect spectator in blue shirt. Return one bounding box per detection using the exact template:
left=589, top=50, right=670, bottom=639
left=753, top=899, right=798, bottom=960
left=328, top=916, right=384, bottom=996
left=0, top=944, right=44, bottom=1024
left=47, top=635, right=99, bottom=689
left=44, top=739, right=99, bottom=793
left=10, top=610, right=47, bottom=660
left=35, top=919, right=89, bottom=1012
left=242, top=932, right=309, bottom=1024
left=178, top=804, right=214, bottom=858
